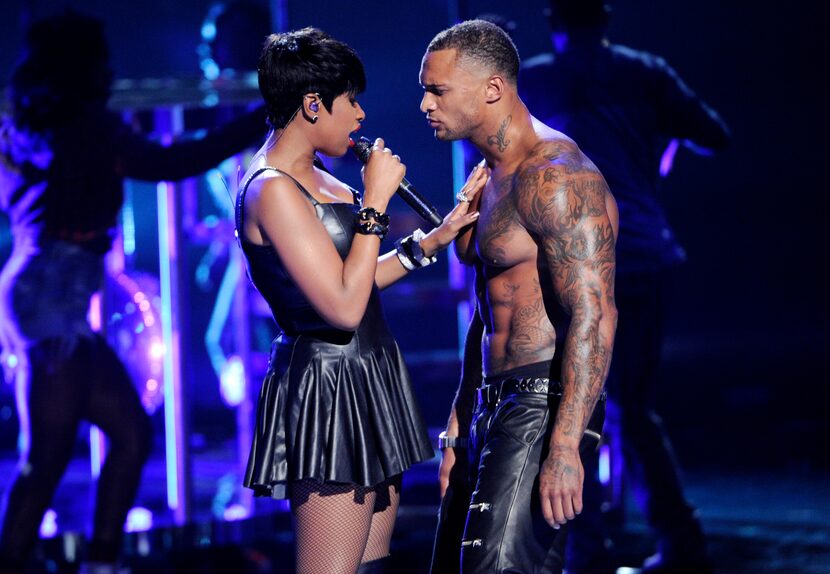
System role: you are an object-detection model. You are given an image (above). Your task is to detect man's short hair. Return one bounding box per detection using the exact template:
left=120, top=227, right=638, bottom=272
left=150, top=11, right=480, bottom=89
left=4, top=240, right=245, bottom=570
left=426, top=19, right=520, bottom=84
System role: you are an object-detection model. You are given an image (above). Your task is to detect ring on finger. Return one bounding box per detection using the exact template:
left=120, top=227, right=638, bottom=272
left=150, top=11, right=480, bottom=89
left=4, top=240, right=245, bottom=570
left=456, top=190, right=471, bottom=203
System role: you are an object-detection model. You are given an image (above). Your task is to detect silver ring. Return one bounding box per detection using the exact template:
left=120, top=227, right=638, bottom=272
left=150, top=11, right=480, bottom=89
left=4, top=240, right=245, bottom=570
left=456, top=190, right=470, bottom=203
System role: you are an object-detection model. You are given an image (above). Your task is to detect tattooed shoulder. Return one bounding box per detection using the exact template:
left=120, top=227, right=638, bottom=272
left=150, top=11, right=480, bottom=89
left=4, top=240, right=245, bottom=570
left=515, top=138, right=609, bottom=235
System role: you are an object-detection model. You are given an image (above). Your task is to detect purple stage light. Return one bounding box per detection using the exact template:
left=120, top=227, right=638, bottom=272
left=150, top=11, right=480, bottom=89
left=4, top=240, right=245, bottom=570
left=599, top=443, right=611, bottom=485
left=219, top=355, right=246, bottom=407
left=106, top=271, right=165, bottom=413
left=125, top=506, right=154, bottom=533
left=39, top=509, right=58, bottom=538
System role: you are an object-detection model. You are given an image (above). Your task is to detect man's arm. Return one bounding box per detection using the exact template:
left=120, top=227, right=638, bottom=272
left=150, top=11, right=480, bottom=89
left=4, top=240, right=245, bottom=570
left=519, top=141, right=618, bottom=528
left=654, top=57, right=730, bottom=153
left=453, top=300, right=484, bottom=436
left=438, top=302, right=484, bottom=497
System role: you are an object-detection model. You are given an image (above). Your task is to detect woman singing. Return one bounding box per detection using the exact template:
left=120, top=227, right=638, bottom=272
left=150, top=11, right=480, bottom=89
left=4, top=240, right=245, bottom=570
left=237, top=28, right=487, bottom=574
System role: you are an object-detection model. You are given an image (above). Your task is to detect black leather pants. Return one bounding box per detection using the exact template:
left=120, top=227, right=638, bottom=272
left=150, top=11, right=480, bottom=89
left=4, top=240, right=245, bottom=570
left=431, top=363, right=605, bottom=574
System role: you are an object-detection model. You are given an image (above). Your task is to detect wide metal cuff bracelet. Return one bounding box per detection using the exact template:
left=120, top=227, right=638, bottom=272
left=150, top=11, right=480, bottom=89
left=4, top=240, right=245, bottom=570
left=395, top=228, right=437, bottom=271
left=438, top=431, right=469, bottom=450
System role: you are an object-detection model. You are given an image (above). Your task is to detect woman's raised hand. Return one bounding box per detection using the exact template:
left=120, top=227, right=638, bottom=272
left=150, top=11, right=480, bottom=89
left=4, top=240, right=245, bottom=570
left=419, top=163, right=489, bottom=257
left=361, top=138, right=406, bottom=212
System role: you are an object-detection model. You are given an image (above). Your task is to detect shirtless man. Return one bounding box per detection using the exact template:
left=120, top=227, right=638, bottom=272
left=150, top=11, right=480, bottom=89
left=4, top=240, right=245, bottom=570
left=421, top=21, right=619, bottom=574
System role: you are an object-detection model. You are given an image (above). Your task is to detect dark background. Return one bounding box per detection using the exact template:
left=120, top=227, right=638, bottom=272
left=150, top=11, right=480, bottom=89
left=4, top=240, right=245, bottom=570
left=0, top=0, right=827, bottom=481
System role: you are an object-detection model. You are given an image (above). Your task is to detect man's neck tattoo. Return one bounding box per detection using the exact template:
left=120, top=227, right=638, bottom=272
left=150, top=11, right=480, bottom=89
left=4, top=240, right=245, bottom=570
left=487, top=115, right=512, bottom=153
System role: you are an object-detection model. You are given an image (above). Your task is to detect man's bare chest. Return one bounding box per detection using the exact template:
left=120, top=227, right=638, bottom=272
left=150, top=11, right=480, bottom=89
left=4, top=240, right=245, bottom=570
left=475, top=185, right=537, bottom=268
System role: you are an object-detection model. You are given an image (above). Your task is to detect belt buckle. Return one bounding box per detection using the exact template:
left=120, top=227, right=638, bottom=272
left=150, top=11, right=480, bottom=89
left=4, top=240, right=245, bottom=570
left=477, top=383, right=499, bottom=408
left=489, top=383, right=502, bottom=405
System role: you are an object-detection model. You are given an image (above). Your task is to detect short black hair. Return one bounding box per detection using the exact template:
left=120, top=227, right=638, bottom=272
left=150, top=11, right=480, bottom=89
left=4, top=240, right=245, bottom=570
left=426, top=19, right=520, bottom=85
left=10, top=10, right=113, bottom=131
left=258, top=27, right=366, bottom=129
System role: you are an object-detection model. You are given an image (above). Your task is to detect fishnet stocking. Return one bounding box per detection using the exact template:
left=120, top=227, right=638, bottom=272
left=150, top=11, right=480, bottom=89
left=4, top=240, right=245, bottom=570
left=362, top=476, right=400, bottom=563
left=289, top=476, right=401, bottom=574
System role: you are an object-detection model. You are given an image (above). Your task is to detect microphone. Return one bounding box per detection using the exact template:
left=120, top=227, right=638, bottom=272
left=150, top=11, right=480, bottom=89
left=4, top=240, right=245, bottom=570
left=350, top=136, right=443, bottom=228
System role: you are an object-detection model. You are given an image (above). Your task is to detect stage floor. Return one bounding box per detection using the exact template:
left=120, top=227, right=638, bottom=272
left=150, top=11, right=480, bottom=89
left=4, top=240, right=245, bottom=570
left=1, top=441, right=828, bottom=574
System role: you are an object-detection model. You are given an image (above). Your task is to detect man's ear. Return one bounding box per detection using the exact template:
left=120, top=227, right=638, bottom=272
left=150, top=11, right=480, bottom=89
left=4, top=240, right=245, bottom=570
left=483, top=75, right=506, bottom=103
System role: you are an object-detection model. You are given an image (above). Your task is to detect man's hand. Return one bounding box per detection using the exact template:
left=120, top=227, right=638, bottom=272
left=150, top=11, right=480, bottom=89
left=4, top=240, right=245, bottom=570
left=538, top=445, right=584, bottom=529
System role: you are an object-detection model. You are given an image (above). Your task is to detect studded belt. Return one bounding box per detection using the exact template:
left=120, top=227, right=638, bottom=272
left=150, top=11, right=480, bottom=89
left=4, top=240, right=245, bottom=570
left=477, top=377, right=564, bottom=408
left=477, top=377, right=607, bottom=408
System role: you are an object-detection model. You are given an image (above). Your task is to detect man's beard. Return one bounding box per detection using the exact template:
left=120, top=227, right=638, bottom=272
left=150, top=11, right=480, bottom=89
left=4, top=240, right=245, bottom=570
left=435, top=112, right=476, bottom=142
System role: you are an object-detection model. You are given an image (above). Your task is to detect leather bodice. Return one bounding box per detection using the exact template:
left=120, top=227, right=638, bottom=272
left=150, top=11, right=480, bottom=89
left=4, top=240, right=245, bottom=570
left=236, top=167, right=387, bottom=343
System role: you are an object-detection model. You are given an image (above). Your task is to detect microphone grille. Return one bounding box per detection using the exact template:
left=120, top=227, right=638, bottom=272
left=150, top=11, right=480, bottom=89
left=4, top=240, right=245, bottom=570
left=350, top=136, right=373, bottom=164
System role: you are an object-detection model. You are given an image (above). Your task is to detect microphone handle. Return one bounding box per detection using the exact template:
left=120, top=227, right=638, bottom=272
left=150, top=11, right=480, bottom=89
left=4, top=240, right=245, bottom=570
left=351, top=136, right=444, bottom=228
left=398, top=179, right=444, bottom=228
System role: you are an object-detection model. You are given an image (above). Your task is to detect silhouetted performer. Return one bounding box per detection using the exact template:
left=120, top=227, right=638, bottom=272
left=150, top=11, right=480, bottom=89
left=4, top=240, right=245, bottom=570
left=520, top=2, right=729, bottom=572
left=0, top=11, right=264, bottom=574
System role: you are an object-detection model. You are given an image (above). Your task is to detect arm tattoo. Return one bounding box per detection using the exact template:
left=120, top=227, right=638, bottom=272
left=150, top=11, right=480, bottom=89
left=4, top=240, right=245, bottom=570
left=518, top=141, right=617, bottom=444
left=540, top=444, right=579, bottom=479
left=487, top=115, right=512, bottom=152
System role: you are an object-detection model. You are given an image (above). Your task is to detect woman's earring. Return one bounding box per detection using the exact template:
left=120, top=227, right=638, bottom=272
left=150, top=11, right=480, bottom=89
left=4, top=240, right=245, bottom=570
left=311, top=115, right=318, bottom=124
left=309, top=101, right=319, bottom=123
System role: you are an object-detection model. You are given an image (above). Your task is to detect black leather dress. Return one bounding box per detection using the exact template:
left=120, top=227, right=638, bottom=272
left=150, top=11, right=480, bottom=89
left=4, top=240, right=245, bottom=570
left=237, top=167, right=433, bottom=499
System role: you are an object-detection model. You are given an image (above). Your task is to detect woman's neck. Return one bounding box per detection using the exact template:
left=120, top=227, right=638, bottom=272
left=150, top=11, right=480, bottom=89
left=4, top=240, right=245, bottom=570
left=264, top=129, right=318, bottom=176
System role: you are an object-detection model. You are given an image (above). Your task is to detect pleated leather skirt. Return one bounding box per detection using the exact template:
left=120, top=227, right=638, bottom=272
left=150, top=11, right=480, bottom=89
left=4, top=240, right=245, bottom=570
left=244, top=331, right=434, bottom=500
